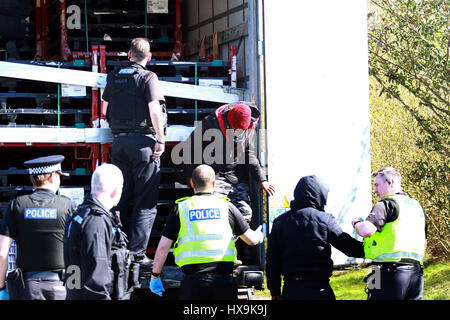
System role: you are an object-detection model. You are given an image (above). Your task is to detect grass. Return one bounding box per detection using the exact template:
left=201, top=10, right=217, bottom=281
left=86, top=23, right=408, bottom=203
left=254, top=260, right=450, bottom=300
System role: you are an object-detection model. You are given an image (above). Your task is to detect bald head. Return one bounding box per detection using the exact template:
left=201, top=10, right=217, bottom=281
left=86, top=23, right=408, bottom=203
left=192, top=165, right=216, bottom=192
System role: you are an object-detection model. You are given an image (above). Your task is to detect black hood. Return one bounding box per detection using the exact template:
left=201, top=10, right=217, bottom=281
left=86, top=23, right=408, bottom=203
left=290, top=175, right=329, bottom=211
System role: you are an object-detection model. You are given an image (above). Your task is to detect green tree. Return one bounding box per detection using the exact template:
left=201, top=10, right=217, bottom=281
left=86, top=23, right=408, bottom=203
left=368, top=0, right=449, bottom=259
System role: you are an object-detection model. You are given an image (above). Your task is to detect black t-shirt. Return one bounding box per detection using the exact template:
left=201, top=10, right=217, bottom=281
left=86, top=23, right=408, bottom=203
left=162, top=192, right=250, bottom=274
left=366, top=192, right=427, bottom=236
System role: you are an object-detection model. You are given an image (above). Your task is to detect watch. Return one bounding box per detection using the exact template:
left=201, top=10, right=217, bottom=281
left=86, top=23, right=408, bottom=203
left=151, top=271, right=161, bottom=277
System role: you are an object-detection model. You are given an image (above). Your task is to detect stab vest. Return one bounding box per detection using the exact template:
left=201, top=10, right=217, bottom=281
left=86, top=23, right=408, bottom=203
left=13, top=194, right=72, bottom=272
left=65, top=205, right=137, bottom=300
left=364, top=194, right=426, bottom=264
left=106, top=63, right=153, bottom=134
left=173, top=194, right=237, bottom=267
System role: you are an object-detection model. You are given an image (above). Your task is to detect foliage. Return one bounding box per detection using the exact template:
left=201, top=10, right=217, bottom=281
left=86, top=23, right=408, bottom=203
left=368, top=0, right=449, bottom=156
left=368, top=0, right=449, bottom=259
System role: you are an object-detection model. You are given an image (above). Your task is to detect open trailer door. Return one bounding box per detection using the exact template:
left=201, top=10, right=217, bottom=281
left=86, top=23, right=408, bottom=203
left=261, top=0, right=372, bottom=265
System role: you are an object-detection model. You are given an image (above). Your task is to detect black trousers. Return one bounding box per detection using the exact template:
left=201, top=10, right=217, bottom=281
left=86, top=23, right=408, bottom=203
left=282, top=277, right=335, bottom=300
left=111, top=134, right=160, bottom=259
left=179, top=273, right=238, bottom=300
left=7, top=270, right=66, bottom=300
left=367, top=264, right=424, bottom=300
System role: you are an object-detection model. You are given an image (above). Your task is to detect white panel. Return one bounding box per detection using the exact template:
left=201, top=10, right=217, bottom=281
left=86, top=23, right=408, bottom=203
left=264, top=1, right=371, bottom=264
left=0, top=62, right=240, bottom=103
left=0, top=126, right=195, bottom=143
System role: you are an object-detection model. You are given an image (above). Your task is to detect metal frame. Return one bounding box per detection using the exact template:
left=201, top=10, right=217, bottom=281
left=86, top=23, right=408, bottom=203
left=57, top=0, right=183, bottom=61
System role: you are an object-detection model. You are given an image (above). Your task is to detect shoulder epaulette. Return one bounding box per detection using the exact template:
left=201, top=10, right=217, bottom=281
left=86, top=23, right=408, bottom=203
left=175, top=196, right=192, bottom=204
left=217, top=195, right=230, bottom=202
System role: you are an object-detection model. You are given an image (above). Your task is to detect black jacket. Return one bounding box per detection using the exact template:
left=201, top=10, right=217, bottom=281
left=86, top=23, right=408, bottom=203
left=266, top=175, right=364, bottom=296
left=183, top=103, right=266, bottom=185
left=64, top=194, right=119, bottom=300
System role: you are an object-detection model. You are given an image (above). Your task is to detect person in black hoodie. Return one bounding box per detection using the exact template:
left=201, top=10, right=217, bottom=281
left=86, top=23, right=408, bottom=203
left=266, top=175, right=364, bottom=300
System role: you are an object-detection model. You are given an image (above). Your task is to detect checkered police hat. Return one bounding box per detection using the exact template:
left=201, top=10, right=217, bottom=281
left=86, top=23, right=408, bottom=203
left=24, top=155, right=69, bottom=176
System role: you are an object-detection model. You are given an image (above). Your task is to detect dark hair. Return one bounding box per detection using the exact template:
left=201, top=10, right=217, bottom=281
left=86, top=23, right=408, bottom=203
left=30, top=173, right=52, bottom=187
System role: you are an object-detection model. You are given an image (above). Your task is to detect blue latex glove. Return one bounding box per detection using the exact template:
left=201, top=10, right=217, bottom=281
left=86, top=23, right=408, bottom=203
left=256, top=225, right=264, bottom=244
left=0, top=288, right=9, bottom=300
left=150, top=277, right=165, bottom=297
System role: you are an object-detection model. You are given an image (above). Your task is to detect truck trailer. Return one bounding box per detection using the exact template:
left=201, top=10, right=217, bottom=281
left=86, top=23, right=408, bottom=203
left=0, top=0, right=371, bottom=300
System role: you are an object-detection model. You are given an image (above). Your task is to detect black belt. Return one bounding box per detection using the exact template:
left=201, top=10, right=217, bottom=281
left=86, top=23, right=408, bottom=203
left=284, top=274, right=329, bottom=282
left=24, top=270, right=64, bottom=281
left=113, top=132, right=155, bottom=138
left=372, top=263, right=422, bottom=270
left=185, top=272, right=231, bottom=277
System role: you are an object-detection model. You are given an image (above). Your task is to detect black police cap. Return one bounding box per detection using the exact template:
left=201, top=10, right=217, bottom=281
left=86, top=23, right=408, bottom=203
left=23, top=155, right=69, bottom=176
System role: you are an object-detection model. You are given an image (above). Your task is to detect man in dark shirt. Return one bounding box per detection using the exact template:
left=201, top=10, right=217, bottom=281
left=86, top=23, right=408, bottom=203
left=182, top=102, right=275, bottom=223
left=149, top=165, right=263, bottom=300
left=0, top=155, right=75, bottom=300
left=266, top=175, right=365, bottom=300
left=102, top=37, right=166, bottom=267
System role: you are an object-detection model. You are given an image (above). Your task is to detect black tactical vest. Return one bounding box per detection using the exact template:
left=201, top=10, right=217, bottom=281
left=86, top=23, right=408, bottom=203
left=106, top=63, right=153, bottom=134
left=12, top=194, right=72, bottom=272
left=65, top=206, right=139, bottom=300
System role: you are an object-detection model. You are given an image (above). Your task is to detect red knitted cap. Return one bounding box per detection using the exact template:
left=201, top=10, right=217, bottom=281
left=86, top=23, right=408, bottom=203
left=227, top=104, right=252, bottom=129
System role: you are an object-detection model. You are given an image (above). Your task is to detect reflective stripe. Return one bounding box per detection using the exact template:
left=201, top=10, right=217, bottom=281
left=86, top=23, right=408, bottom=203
left=175, top=248, right=236, bottom=264
left=174, top=195, right=237, bottom=266
left=177, top=234, right=223, bottom=245
left=178, top=201, right=194, bottom=235
left=373, top=251, right=424, bottom=263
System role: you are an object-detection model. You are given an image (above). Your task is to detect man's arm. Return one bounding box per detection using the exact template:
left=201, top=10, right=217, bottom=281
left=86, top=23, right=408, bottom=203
left=245, top=133, right=275, bottom=196
left=149, top=100, right=166, bottom=160
left=151, top=236, right=173, bottom=277
left=328, top=215, right=365, bottom=258
left=353, top=200, right=394, bottom=238
left=228, top=202, right=263, bottom=246
left=239, top=228, right=263, bottom=246
left=0, top=235, right=13, bottom=289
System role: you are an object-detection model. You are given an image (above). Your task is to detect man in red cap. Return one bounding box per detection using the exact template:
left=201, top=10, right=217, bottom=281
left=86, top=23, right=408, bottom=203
left=182, top=101, right=275, bottom=224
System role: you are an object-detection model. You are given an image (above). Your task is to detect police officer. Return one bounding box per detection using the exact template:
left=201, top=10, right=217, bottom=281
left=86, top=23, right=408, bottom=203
left=266, top=175, right=365, bottom=300
left=102, top=37, right=166, bottom=267
left=149, top=165, right=263, bottom=300
left=0, top=155, right=75, bottom=300
left=64, top=163, right=136, bottom=300
left=353, top=167, right=427, bottom=300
